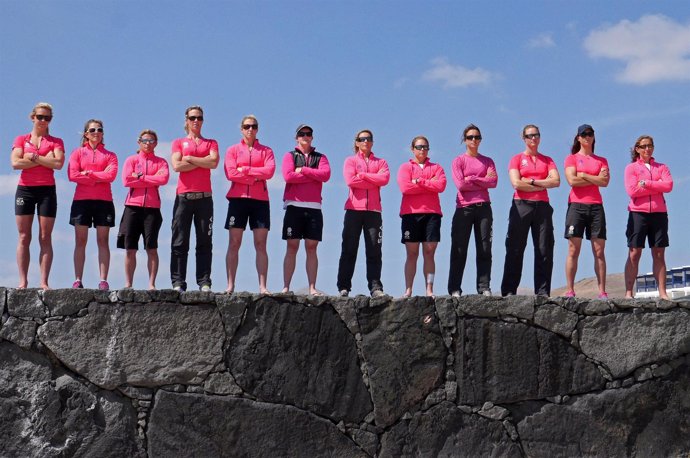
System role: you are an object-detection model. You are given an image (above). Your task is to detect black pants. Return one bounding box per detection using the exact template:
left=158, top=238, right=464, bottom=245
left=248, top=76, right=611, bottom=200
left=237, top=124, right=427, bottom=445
left=336, top=210, right=383, bottom=293
left=448, top=203, right=493, bottom=295
left=170, top=195, right=213, bottom=289
left=501, top=199, right=554, bottom=296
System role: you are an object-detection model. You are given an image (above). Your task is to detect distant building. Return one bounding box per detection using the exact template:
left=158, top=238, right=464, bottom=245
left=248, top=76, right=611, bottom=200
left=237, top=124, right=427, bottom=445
left=636, top=266, right=690, bottom=299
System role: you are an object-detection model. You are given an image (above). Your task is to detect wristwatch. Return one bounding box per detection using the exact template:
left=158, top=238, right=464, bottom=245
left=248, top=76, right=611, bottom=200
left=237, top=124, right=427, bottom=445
left=530, top=178, right=535, bottom=186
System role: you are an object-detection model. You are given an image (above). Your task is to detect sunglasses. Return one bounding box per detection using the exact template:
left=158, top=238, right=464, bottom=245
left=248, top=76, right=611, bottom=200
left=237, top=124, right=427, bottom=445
left=413, top=145, right=430, bottom=151
left=356, top=136, right=372, bottom=142
left=187, top=116, right=204, bottom=121
left=35, top=115, right=52, bottom=122
left=580, top=131, right=594, bottom=138
left=297, top=131, right=313, bottom=137
left=87, top=127, right=104, bottom=133
left=637, top=144, right=654, bottom=150
left=139, top=139, right=156, bottom=144
left=465, top=135, right=482, bottom=141
left=242, top=124, right=258, bottom=130
left=524, top=133, right=541, bottom=139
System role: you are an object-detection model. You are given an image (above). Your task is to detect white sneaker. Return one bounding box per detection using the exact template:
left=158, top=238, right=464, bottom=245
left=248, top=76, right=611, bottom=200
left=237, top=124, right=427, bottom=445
left=339, top=289, right=349, bottom=297
left=371, top=290, right=385, bottom=298
left=482, top=290, right=492, bottom=297
left=451, top=291, right=461, bottom=298
left=200, top=285, right=211, bottom=292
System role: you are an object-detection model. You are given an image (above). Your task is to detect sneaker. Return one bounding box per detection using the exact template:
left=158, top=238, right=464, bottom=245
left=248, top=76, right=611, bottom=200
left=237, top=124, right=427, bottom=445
left=371, top=289, right=385, bottom=298
left=173, top=285, right=185, bottom=292
left=597, top=292, right=609, bottom=300
left=339, top=289, right=349, bottom=297
left=564, top=291, right=576, bottom=298
left=481, top=290, right=492, bottom=297
left=72, top=280, right=83, bottom=289
left=200, top=284, right=212, bottom=292
left=98, top=281, right=109, bottom=291
left=450, top=291, right=461, bottom=298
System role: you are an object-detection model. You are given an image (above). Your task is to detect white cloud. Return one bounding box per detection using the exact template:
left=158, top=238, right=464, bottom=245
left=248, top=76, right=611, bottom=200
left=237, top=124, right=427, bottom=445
left=0, top=174, right=19, bottom=196
left=422, top=57, right=496, bottom=89
left=527, top=33, right=555, bottom=49
left=584, top=14, right=690, bottom=85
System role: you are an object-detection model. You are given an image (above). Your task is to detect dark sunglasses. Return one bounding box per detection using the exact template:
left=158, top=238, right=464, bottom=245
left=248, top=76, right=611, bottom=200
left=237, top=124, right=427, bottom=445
left=297, top=131, right=313, bottom=137
left=242, top=124, right=258, bottom=130
left=413, top=145, right=430, bottom=151
left=524, top=133, right=541, bottom=139
left=637, top=144, right=654, bottom=150
left=579, top=131, right=594, bottom=138
left=139, top=139, right=156, bottom=144
left=465, top=135, right=482, bottom=141
left=35, top=115, right=52, bottom=122
left=187, top=115, right=204, bottom=121
left=87, top=127, right=104, bottom=133
left=356, top=136, right=372, bottom=142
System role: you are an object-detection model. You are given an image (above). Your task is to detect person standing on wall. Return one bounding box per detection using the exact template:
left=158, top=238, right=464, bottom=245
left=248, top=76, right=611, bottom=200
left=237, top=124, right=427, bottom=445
left=448, top=124, right=497, bottom=297
left=224, top=115, right=275, bottom=294
left=563, top=124, right=610, bottom=299
left=117, top=129, right=169, bottom=290
left=337, top=129, right=390, bottom=298
left=11, top=102, right=65, bottom=290
left=170, top=105, right=219, bottom=292
left=501, top=124, right=560, bottom=297
left=623, top=135, right=673, bottom=300
left=280, top=124, right=331, bottom=295
left=68, top=119, right=118, bottom=290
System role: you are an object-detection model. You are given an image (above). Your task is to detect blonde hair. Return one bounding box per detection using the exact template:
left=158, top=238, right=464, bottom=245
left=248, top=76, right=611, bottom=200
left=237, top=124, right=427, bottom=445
left=30, top=102, right=53, bottom=119
left=240, top=115, right=259, bottom=129
left=138, top=129, right=158, bottom=142
left=184, top=105, right=204, bottom=133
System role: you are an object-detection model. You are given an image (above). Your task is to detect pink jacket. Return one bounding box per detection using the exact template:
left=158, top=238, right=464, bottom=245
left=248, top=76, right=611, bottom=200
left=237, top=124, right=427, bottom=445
left=397, top=159, right=447, bottom=215
left=282, top=148, right=331, bottom=204
left=224, top=139, right=275, bottom=201
left=451, top=153, right=497, bottom=207
left=122, top=151, right=170, bottom=208
left=624, top=158, right=673, bottom=213
left=68, top=144, right=118, bottom=201
left=343, top=151, right=390, bottom=211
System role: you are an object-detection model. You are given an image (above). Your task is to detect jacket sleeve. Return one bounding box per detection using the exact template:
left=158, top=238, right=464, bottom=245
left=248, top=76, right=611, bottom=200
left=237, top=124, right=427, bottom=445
left=225, top=146, right=254, bottom=185
left=624, top=164, right=651, bottom=197
left=344, top=157, right=376, bottom=189
left=143, top=159, right=170, bottom=186
left=246, top=148, right=276, bottom=181
left=646, top=165, right=673, bottom=193
left=301, top=154, right=331, bottom=182
left=361, top=159, right=390, bottom=187
left=420, top=164, right=447, bottom=193
left=397, top=163, right=426, bottom=195
left=282, top=152, right=312, bottom=184
left=68, top=149, right=96, bottom=185
left=91, top=153, right=118, bottom=183
left=122, top=157, right=139, bottom=187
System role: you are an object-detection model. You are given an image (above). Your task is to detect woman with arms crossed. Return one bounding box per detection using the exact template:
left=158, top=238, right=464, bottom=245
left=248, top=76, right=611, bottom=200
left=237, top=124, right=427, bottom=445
left=397, top=136, right=447, bottom=298
left=11, top=102, right=65, bottom=289
left=623, top=135, right=673, bottom=299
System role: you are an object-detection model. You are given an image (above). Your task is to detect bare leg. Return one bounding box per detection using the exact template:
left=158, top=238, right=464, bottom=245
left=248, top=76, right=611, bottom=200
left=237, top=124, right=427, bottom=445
left=422, top=242, right=438, bottom=297
left=624, top=247, right=643, bottom=298
left=651, top=247, right=668, bottom=299
left=305, top=239, right=319, bottom=294
left=74, top=225, right=89, bottom=282
left=96, top=226, right=110, bottom=281
left=146, top=248, right=159, bottom=290
left=404, top=242, right=420, bottom=297
left=253, top=228, right=269, bottom=294
left=37, top=216, right=56, bottom=289
left=565, top=237, right=582, bottom=293
left=282, top=239, right=300, bottom=292
left=591, top=238, right=606, bottom=294
left=225, top=228, right=244, bottom=292
left=16, top=215, right=33, bottom=288
left=125, top=249, right=137, bottom=287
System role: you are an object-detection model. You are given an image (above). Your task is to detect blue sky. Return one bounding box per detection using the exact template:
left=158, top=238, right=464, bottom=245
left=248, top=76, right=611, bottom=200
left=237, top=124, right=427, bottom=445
left=1, top=1, right=689, bottom=294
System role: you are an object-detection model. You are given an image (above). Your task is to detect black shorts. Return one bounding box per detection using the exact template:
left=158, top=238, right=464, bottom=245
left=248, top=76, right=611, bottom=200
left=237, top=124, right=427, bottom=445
left=117, top=206, right=163, bottom=250
left=282, top=205, right=323, bottom=241
left=225, top=198, right=270, bottom=230
left=564, top=203, right=606, bottom=240
left=69, top=200, right=116, bottom=227
left=15, top=185, right=57, bottom=217
left=626, top=211, right=669, bottom=248
left=401, top=213, right=442, bottom=243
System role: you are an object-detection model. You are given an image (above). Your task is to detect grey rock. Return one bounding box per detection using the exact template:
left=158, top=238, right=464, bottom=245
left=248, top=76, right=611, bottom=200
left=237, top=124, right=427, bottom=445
left=503, top=419, right=519, bottom=441
left=37, top=303, right=224, bottom=389
left=0, top=342, right=143, bottom=457
left=357, top=297, right=445, bottom=427
left=379, top=401, right=521, bottom=457
left=582, top=299, right=611, bottom=315
left=652, top=363, right=673, bottom=378
left=349, top=427, right=379, bottom=456
left=455, top=318, right=605, bottom=404
left=117, top=385, right=154, bottom=400
left=148, top=391, right=366, bottom=457
left=226, top=300, right=371, bottom=423
left=445, top=381, right=458, bottom=402
left=7, top=288, right=46, bottom=318
left=178, top=290, right=215, bottom=304
left=579, top=310, right=690, bottom=378
left=479, top=402, right=510, bottom=420
left=203, top=371, right=243, bottom=395
left=434, top=297, right=457, bottom=329
left=0, top=316, right=37, bottom=349
left=657, top=298, right=676, bottom=310
left=148, top=289, right=180, bottom=302
left=161, top=384, right=186, bottom=392
left=43, top=288, right=94, bottom=316
left=635, top=366, right=653, bottom=382
left=0, top=287, right=6, bottom=315
left=518, top=365, right=690, bottom=457
left=534, top=303, right=579, bottom=338
left=455, top=294, right=534, bottom=320
left=186, top=385, right=204, bottom=393
left=331, top=295, right=369, bottom=335
left=215, top=292, right=250, bottom=343
left=116, top=289, right=152, bottom=303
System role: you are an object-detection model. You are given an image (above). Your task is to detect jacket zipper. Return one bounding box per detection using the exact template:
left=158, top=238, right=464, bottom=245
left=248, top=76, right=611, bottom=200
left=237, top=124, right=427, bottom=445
left=365, top=156, right=369, bottom=210
left=247, top=147, right=252, bottom=197
left=143, top=157, right=148, bottom=207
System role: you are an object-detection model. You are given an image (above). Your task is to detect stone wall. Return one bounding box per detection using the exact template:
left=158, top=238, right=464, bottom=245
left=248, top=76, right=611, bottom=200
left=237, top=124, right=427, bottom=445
left=1, top=287, right=689, bottom=457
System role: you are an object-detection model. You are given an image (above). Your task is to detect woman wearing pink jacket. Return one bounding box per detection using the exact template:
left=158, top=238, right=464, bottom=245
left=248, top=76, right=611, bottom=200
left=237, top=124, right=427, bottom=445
left=624, top=135, right=673, bottom=299
left=117, top=129, right=169, bottom=290
left=68, top=119, right=118, bottom=290
left=397, top=135, right=447, bottom=297
left=336, top=129, right=390, bottom=297
left=224, top=115, right=276, bottom=294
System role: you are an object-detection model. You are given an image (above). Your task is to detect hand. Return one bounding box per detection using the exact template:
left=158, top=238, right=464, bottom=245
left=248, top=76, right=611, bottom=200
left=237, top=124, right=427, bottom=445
left=486, top=170, right=497, bottom=178
left=80, top=170, right=90, bottom=176
left=577, top=171, right=585, bottom=178
left=295, top=167, right=302, bottom=174
left=131, top=172, right=139, bottom=178
left=237, top=166, right=243, bottom=173
left=638, top=180, right=646, bottom=188
left=600, top=168, right=609, bottom=178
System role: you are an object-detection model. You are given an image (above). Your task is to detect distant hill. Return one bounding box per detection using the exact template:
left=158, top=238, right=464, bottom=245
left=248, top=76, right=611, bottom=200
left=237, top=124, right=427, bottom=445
left=551, top=272, right=626, bottom=298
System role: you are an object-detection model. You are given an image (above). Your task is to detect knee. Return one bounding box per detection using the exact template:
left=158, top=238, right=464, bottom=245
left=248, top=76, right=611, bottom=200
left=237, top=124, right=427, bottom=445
left=229, top=239, right=242, bottom=252
left=305, top=243, right=318, bottom=255
left=17, top=231, right=32, bottom=246
left=253, top=239, right=267, bottom=252
left=285, top=243, right=299, bottom=256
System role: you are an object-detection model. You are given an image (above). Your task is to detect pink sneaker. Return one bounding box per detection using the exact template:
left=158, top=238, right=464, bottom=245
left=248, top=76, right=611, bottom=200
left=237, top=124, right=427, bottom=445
left=564, top=291, right=576, bottom=298
left=72, top=280, right=83, bottom=289
left=98, top=281, right=110, bottom=291
left=597, top=292, right=609, bottom=300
